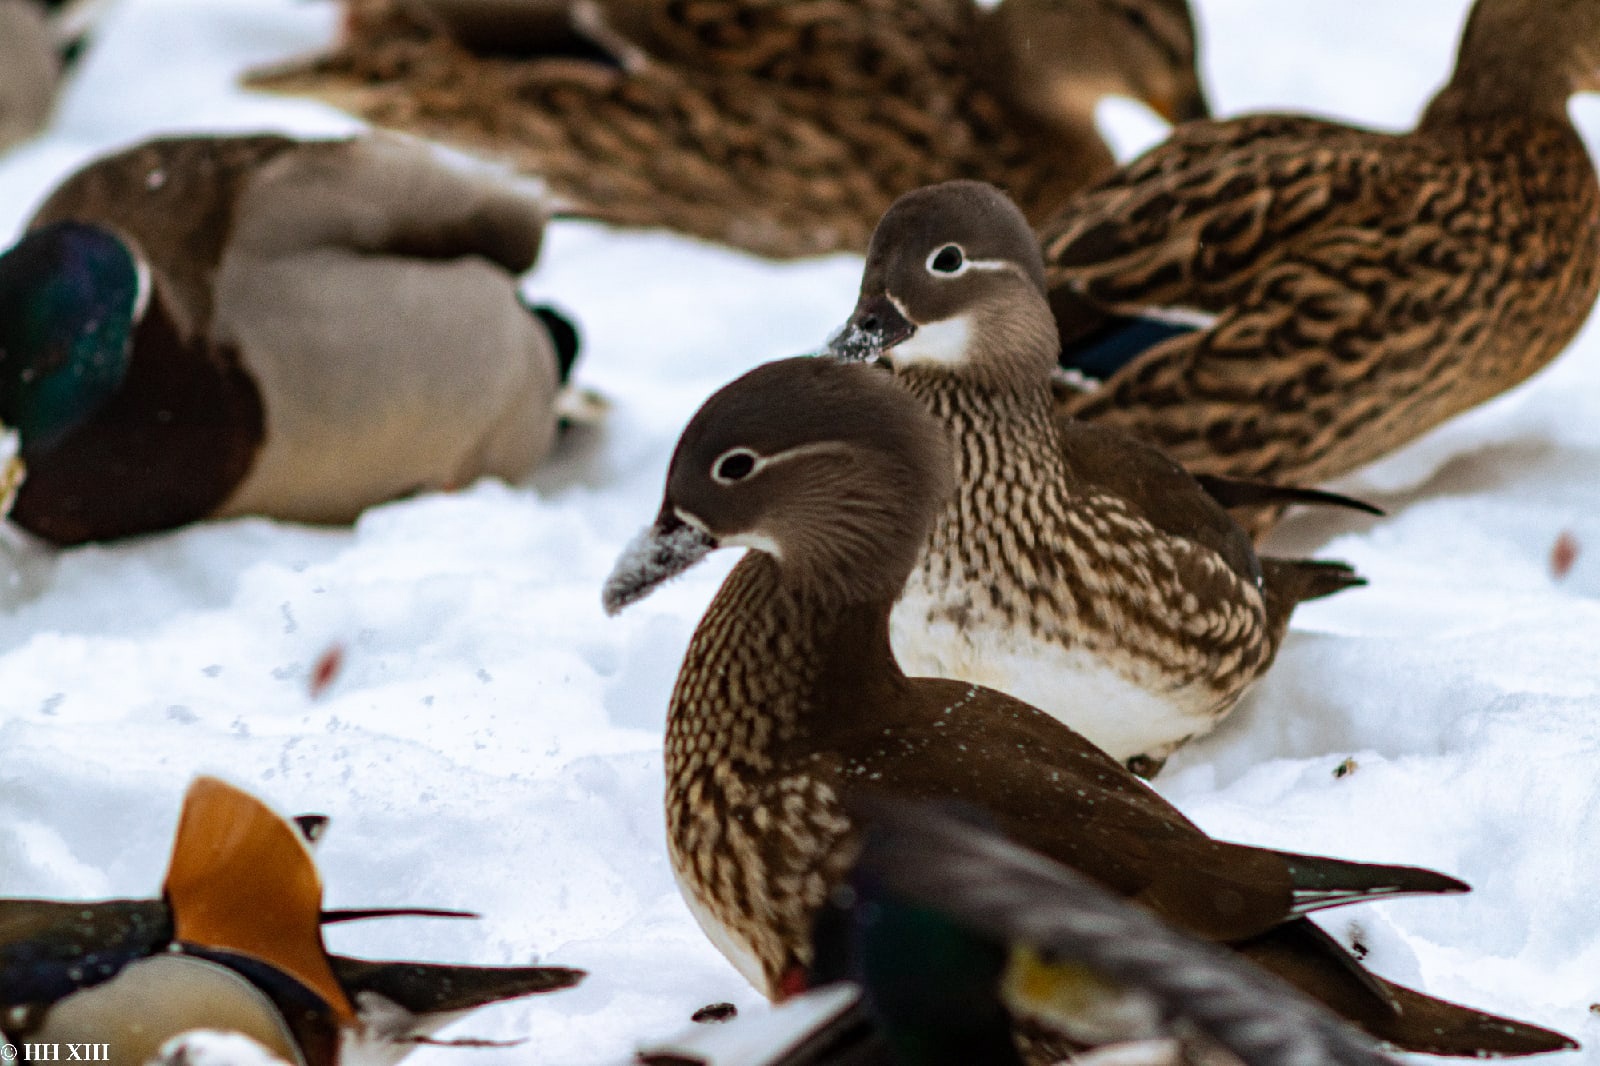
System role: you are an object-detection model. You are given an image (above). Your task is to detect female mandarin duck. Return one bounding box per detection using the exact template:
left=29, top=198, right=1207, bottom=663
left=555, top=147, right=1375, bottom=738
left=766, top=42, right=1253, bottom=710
left=0, top=132, right=588, bottom=545
left=602, top=355, right=1570, bottom=1060
left=247, top=0, right=1209, bottom=259
left=828, top=181, right=1366, bottom=773
left=1044, top=0, right=1600, bottom=534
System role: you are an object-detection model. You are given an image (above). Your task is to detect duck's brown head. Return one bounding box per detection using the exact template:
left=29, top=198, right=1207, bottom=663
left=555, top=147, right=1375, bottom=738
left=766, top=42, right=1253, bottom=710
left=602, top=357, right=953, bottom=614
left=983, top=0, right=1209, bottom=130
left=830, top=181, right=1060, bottom=393
left=1430, top=0, right=1600, bottom=119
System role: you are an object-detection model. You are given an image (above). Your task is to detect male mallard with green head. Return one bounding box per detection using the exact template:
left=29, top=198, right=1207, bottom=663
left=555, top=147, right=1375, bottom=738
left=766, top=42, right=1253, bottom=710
left=0, top=132, right=588, bottom=545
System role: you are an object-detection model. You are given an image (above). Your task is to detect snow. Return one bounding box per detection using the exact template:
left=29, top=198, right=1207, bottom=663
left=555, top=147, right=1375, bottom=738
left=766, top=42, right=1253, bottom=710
left=1, top=0, right=1598, bottom=1062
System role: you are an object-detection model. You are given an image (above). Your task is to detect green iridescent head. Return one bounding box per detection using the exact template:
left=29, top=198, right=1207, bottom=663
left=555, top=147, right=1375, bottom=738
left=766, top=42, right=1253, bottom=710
left=810, top=867, right=1024, bottom=1065
left=0, top=220, right=144, bottom=457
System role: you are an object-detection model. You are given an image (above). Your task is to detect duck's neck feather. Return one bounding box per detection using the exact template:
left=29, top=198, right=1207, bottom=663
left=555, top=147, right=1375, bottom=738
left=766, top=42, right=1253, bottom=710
left=667, top=554, right=901, bottom=776
left=663, top=554, right=901, bottom=989
left=897, top=370, right=1075, bottom=534
left=1422, top=18, right=1584, bottom=127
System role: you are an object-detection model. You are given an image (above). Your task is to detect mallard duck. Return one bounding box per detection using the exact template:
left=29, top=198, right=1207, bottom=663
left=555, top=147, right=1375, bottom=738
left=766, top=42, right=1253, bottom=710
left=0, top=131, right=590, bottom=545
left=602, top=354, right=1572, bottom=1058
left=1042, top=0, right=1600, bottom=534
left=1, top=777, right=584, bottom=1066
left=245, top=0, right=1209, bottom=259
left=826, top=180, right=1366, bottom=773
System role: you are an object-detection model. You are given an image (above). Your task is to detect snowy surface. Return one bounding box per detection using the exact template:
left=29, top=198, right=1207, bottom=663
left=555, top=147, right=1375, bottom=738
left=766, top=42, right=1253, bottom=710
left=1, top=0, right=1599, bottom=1062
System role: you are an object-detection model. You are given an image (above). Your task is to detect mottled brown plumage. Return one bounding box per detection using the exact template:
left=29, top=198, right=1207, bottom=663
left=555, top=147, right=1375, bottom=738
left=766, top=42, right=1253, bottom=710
left=603, top=355, right=1569, bottom=1059
left=1045, top=0, right=1600, bottom=533
left=246, top=0, right=1207, bottom=259
left=830, top=181, right=1361, bottom=769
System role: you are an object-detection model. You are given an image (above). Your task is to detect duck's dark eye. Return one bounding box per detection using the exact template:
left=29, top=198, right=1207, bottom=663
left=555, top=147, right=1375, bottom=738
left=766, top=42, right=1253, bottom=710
left=929, top=244, right=965, bottom=274
left=714, top=450, right=758, bottom=483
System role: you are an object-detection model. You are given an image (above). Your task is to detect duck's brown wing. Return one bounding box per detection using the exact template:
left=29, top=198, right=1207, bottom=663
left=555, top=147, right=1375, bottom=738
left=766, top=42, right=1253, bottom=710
left=1060, top=216, right=1485, bottom=484
left=1052, top=416, right=1260, bottom=586
left=1050, top=114, right=1600, bottom=488
left=598, top=0, right=974, bottom=90
left=1041, top=115, right=1394, bottom=316
left=808, top=678, right=1463, bottom=946
left=244, top=0, right=1074, bottom=258
left=246, top=7, right=913, bottom=257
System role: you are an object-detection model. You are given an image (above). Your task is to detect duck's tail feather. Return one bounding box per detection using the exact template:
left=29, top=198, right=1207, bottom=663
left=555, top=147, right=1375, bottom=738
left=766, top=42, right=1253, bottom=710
left=1276, top=851, right=1467, bottom=915
left=1193, top=474, right=1383, bottom=517
left=1242, top=922, right=1576, bottom=1057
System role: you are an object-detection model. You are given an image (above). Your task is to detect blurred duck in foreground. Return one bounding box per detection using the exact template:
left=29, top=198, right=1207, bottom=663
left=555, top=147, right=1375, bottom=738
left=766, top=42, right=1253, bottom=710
left=603, top=354, right=1572, bottom=1060
left=808, top=797, right=1418, bottom=1066
left=638, top=797, right=1414, bottom=1066
left=1043, top=0, right=1600, bottom=535
left=0, top=132, right=597, bottom=546
left=0, top=776, right=584, bottom=1066
left=246, top=0, right=1208, bottom=259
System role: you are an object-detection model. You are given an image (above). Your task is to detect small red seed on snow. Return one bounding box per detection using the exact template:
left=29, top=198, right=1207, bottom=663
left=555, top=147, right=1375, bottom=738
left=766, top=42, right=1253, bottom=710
left=1552, top=531, right=1580, bottom=580
left=310, top=644, right=345, bottom=698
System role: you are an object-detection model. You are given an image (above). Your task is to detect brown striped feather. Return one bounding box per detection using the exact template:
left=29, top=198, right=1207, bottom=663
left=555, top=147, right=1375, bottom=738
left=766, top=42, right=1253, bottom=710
left=1045, top=1, right=1600, bottom=520
left=245, top=0, right=1204, bottom=258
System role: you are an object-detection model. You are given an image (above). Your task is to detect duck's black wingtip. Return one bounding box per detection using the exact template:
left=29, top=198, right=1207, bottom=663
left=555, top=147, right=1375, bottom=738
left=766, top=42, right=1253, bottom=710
left=527, top=302, right=583, bottom=383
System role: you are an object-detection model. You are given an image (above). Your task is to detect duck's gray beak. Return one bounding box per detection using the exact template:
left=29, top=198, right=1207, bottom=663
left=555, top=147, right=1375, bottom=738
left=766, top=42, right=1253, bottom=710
left=602, top=508, right=717, bottom=615
left=827, top=294, right=915, bottom=363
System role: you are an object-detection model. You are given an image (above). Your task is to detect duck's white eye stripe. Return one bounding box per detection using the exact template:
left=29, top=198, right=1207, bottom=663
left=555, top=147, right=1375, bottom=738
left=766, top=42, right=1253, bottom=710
left=925, top=243, right=1013, bottom=278
left=710, top=441, right=848, bottom=485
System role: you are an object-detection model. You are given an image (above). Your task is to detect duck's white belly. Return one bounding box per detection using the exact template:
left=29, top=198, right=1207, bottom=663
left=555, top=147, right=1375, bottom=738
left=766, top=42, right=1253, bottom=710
left=672, top=857, right=772, bottom=997
left=890, top=581, right=1215, bottom=763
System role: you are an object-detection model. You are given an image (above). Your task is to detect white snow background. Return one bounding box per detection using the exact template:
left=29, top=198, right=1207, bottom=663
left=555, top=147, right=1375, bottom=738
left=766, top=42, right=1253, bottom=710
left=2, top=0, right=1599, bottom=1061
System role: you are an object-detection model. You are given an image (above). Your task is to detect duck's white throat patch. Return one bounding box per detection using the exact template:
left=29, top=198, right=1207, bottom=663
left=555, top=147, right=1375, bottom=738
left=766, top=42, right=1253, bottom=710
left=891, top=312, right=973, bottom=368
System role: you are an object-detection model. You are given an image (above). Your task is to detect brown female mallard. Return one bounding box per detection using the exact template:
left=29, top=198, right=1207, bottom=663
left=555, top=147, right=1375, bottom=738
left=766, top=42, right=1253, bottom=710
left=1044, top=0, right=1600, bottom=532
left=246, top=0, right=1209, bottom=259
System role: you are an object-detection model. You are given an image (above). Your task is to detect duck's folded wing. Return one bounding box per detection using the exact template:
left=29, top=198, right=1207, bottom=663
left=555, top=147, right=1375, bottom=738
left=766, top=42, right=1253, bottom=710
left=232, top=135, right=546, bottom=274
left=1052, top=417, right=1261, bottom=585
left=1040, top=115, right=1396, bottom=315
left=1061, top=206, right=1502, bottom=480
left=600, top=0, right=972, bottom=88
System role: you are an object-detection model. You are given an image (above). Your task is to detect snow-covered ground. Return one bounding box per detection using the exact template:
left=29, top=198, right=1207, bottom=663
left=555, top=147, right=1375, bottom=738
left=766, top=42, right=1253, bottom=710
left=2, top=0, right=1599, bottom=1061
